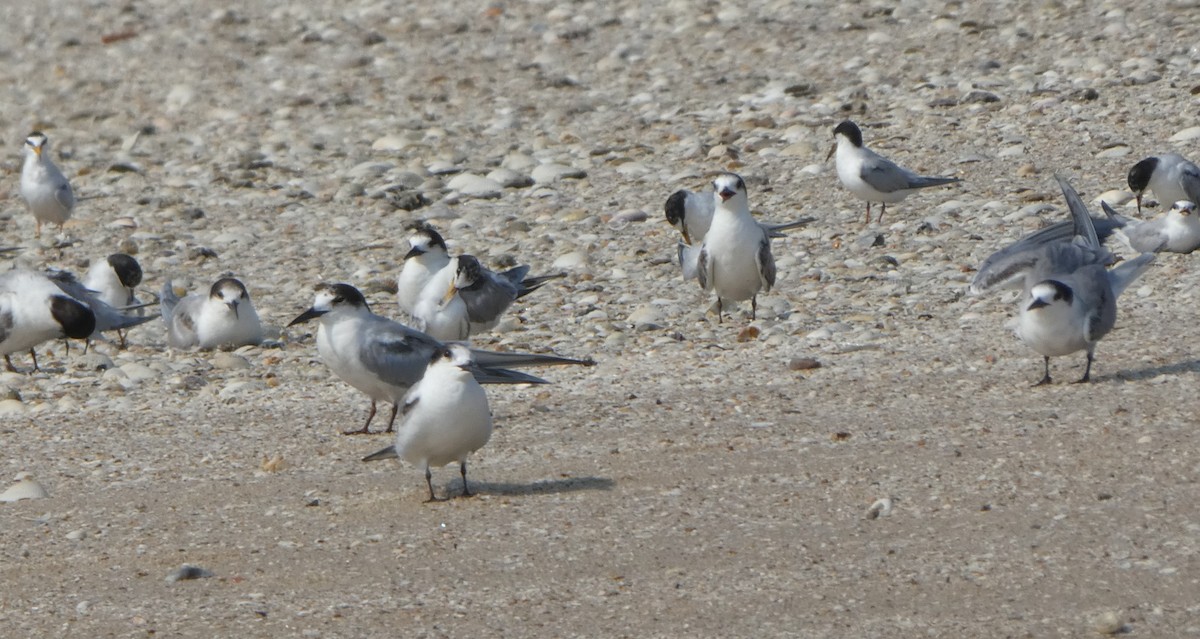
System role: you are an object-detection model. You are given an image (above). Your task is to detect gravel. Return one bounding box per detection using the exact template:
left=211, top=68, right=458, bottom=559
left=1, top=0, right=1198, bottom=636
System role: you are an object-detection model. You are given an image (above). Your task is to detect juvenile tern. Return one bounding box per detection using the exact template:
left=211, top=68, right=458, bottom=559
left=1110, top=200, right=1200, bottom=254
left=19, top=132, right=76, bottom=237
left=361, top=343, right=493, bottom=501
left=1127, top=154, right=1200, bottom=214
left=83, top=253, right=143, bottom=310
left=288, top=283, right=592, bottom=435
left=396, top=222, right=452, bottom=319
left=1001, top=176, right=1155, bottom=385
left=666, top=185, right=813, bottom=281
left=693, top=173, right=776, bottom=322
left=161, top=277, right=264, bottom=350
left=828, top=120, right=960, bottom=224
left=411, top=257, right=470, bottom=341
left=0, top=269, right=95, bottom=372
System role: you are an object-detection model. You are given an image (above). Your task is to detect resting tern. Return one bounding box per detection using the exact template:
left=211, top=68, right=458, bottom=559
left=396, top=222, right=452, bottom=319
left=19, top=132, right=75, bottom=237
left=361, top=343, right=493, bottom=501
left=827, top=120, right=960, bottom=224
left=288, top=283, right=592, bottom=435
left=161, top=277, right=264, bottom=350
left=45, top=269, right=158, bottom=348
left=1109, top=200, right=1200, bottom=254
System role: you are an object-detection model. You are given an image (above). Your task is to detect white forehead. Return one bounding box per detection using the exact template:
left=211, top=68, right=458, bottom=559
left=25, top=133, right=47, bottom=146
left=1172, top=200, right=1196, bottom=212
left=712, top=174, right=742, bottom=192
left=445, top=343, right=474, bottom=366
left=1029, top=282, right=1059, bottom=299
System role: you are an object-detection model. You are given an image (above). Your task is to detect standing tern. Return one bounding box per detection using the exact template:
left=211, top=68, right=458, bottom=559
left=161, top=277, right=264, bottom=350
left=1127, top=154, right=1200, bottom=214
left=984, top=176, right=1155, bottom=385
left=828, top=120, right=960, bottom=224
left=83, top=253, right=147, bottom=347
left=397, top=222, right=452, bottom=319
left=288, top=283, right=592, bottom=435
left=19, top=132, right=76, bottom=237
left=666, top=185, right=813, bottom=281
left=361, top=343, right=493, bottom=501
left=0, top=270, right=95, bottom=372
left=692, top=173, right=776, bottom=322
left=45, top=269, right=158, bottom=348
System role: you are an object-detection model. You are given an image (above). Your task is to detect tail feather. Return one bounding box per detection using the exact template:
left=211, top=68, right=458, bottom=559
left=764, top=217, right=816, bottom=238
left=160, top=280, right=181, bottom=326
left=517, top=272, right=566, bottom=298
left=910, top=175, right=961, bottom=189
left=1109, top=253, right=1156, bottom=298
left=362, top=445, right=399, bottom=462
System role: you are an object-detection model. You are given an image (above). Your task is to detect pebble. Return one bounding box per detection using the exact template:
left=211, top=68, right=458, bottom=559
left=531, top=163, right=587, bottom=184
left=446, top=173, right=503, bottom=199
left=212, top=353, right=251, bottom=370
left=165, top=565, right=215, bottom=583
left=1169, top=126, right=1200, bottom=142
left=485, top=168, right=533, bottom=188
left=0, top=473, right=49, bottom=502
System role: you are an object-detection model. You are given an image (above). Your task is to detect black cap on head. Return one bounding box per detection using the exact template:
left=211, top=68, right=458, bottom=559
left=455, top=254, right=484, bottom=286
left=832, top=120, right=863, bottom=147
left=1127, top=157, right=1158, bottom=194
left=210, top=277, right=249, bottom=299
left=664, top=190, right=688, bottom=226
left=327, top=283, right=368, bottom=308
left=407, top=221, right=448, bottom=251
left=51, top=295, right=96, bottom=339
left=106, top=254, right=143, bottom=288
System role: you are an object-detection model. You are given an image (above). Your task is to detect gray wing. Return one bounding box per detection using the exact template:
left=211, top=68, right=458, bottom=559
left=1107, top=252, right=1155, bottom=298
left=0, top=306, right=12, bottom=345
left=167, top=295, right=203, bottom=348
left=860, top=149, right=959, bottom=193
left=696, top=244, right=712, bottom=291
left=55, top=180, right=76, bottom=212
left=1120, top=220, right=1169, bottom=253
left=459, top=274, right=520, bottom=326
left=1178, top=160, right=1200, bottom=204
left=1066, top=266, right=1116, bottom=343
left=763, top=217, right=816, bottom=238
left=757, top=230, right=776, bottom=292
left=357, top=317, right=440, bottom=390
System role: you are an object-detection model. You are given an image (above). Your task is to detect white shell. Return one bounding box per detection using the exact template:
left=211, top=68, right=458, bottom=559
left=0, top=474, right=49, bottom=503
left=865, top=497, right=893, bottom=520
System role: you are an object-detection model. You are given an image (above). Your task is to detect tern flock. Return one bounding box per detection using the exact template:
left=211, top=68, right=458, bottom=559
left=8, top=120, right=1195, bottom=500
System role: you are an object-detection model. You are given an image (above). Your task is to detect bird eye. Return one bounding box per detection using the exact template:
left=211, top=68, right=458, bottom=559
left=332, top=296, right=344, bottom=304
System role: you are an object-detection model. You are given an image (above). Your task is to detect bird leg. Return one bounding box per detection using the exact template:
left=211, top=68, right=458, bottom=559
left=383, top=402, right=399, bottom=434
left=423, top=466, right=441, bottom=503
left=1072, top=351, right=1095, bottom=384
left=717, top=298, right=724, bottom=324
left=1032, top=356, right=1052, bottom=387
left=864, top=203, right=872, bottom=225
left=877, top=203, right=887, bottom=224
left=4, top=355, right=16, bottom=373
left=751, top=295, right=758, bottom=320
left=35, top=219, right=41, bottom=238
left=29, top=349, right=38, bottom=372
left=117, top=329, right=127, bottom=349
left=343, top=401, right=377, bottom=435
left=460, top=461, right=472, bottom=497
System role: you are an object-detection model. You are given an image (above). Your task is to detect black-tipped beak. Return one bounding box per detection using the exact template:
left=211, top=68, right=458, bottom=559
left=404, top=246, right=425, bottom=260
left=681, top=228, right=692, bottom=245
left=825, top=142, right=836, bottom=162
left=1027, top=299, right=1049, bottom=311
left=227, top=300, right=239, bottom=319
left=288, top=307, right=326, bottom=326
left=1136, top=193, right=1143, bottom=215
left=718, top=189, right=735, bottom=201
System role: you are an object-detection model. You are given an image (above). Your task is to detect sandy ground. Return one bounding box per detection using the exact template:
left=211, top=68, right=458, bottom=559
left=1, top=0, right=1199, bottom=636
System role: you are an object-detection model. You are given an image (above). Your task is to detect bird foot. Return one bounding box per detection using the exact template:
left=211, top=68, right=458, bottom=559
left=1031, top=376, right=1053, bottom=387
left=340, top=426, right=374, bottom=436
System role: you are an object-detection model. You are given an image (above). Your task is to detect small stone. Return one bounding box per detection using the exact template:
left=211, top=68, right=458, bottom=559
left=788, top=357, right=822, bottom=371
left=1169, top=126, right=1200, bottom=143
left=552, top=251, right=588, bottom=269
left=531, top=163, right=587, bottom=184
left=0, top=473, right=48, bottom=502
left=0, top=399, right=26, bottom=416
left=736, top=326, right=760, bottom=342
left=485, top=168, right=533, bottom=188
left=446, top=173, right=503, bottom=199
left=65, top=529, right=87, bottom=541
left=212, top=352, right=251, bottom=370
left=1090, top=610, right=1124, bottom=635
left=165, top=565, right=214, bottom=583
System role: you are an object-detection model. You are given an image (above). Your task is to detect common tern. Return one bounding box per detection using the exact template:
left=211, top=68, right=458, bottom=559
left=19, top=132, right=76, bottom=237
left=288, top=283, right=592, bottom=435
left=0, top=269, right=95, bottom=372
left=989, top=176, right=1155, bottom=385
left=1127, top=154, right=1200, bottom=214
left=827, top=120, right=960, bottom=224
left=45, top=269, right=158, bottom=347
left=666, top=186, right=813, bottom=281
left=412, top=253, right=558, bottom=341
left=161, top=277, right=264, bottom=350
left=361, top=343, right=493, bottom=501
left=396, top=222, right=452, bottom=319
left=411, top=257, right=469, bottom=341
left=1110, top=200, right=1200, bottom=254
left=691, top=173, right=776, bottom=322
left=83, top=254, right=147, bottom=347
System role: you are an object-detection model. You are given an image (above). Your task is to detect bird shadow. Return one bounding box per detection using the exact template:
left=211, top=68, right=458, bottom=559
left=462, top=475, right=615, bottom=498
left=1103, top=358, right=1200, bottom=383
